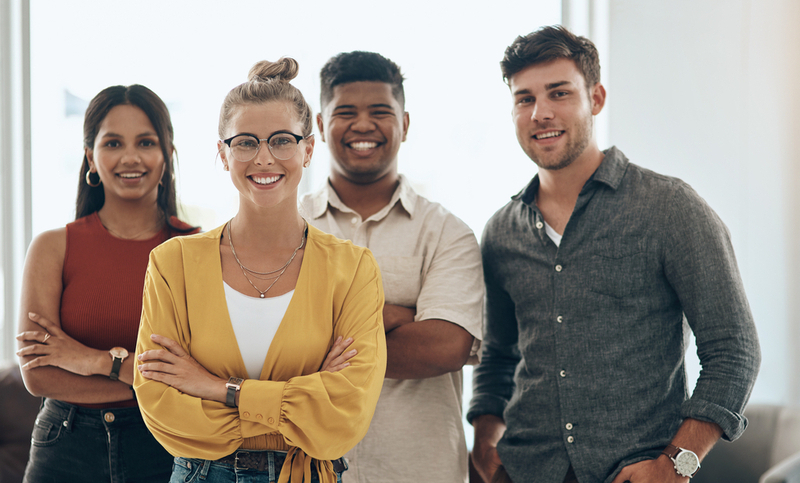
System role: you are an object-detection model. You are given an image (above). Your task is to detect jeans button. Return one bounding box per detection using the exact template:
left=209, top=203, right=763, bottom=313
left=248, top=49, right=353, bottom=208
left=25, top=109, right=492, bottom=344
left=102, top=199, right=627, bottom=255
left=104, top=412, right=115, bottom=423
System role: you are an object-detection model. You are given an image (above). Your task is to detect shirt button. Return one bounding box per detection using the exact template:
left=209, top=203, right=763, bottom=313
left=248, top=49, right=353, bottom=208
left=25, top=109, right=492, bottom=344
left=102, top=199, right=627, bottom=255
left=566, top=423, right=573, bottom=430
left=535, top=221, right=544, bottom=229
left=104, top=412, right=115, bottom=423
left=351, top=216, right=358, bottom=224
left=256, top=414, right=263, bottom=420
left=567, top=436, right=575, bottom=443
left=560, top=370, right=566, bottom=377
left=557, top=315, right=563, bottom=323
left=268, top=417, right=275, bottom=424
left=243, top=412, right=250, bottom=418
left=555, top=265, right=563, bottom=272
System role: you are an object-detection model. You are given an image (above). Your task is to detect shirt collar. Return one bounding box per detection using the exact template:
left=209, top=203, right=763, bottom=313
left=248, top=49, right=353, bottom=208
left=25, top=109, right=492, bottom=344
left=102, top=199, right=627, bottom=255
left=308, top=174, right=418, bottom=220
left=513, top=146, right=628, bottom=205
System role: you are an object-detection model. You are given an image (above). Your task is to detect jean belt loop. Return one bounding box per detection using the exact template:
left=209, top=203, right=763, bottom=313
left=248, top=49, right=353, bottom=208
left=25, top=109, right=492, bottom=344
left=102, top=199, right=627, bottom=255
left=63, top=403, right=77, bottom=432
left=268, top=451, right=276, bottom=483
left=198, top=459, right=211, bottom=480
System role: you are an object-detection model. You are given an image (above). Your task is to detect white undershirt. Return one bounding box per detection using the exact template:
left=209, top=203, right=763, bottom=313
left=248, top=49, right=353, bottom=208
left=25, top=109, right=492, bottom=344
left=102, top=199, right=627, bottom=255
left=223, top=282, right=294, bottom=380
left=544, top=220, right=563, bottom=247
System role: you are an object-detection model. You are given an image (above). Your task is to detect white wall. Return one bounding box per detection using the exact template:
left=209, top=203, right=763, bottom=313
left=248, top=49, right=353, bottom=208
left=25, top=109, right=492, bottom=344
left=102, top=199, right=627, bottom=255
left=606, top=0, right=800, bottom=405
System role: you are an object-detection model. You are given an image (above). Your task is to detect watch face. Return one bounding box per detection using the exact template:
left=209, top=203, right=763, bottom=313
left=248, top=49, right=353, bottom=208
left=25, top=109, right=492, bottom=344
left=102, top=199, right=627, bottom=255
left=675, top=450, right=700, bottom=476
left=109, top=347, right=129, bottom=359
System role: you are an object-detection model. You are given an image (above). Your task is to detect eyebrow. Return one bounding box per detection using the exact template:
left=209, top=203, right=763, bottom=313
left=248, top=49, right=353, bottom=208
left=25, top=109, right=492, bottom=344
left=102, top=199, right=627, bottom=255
left=101, top=131, right=158, bottom=138
left=512, top=81, right=573, bottom=97
left=332, top=103, right=396, bottom=111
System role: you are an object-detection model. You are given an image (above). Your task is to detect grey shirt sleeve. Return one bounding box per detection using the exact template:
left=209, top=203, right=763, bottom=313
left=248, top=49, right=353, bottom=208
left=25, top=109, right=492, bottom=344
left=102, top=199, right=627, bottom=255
left=663, top=184, right=761, bottom=441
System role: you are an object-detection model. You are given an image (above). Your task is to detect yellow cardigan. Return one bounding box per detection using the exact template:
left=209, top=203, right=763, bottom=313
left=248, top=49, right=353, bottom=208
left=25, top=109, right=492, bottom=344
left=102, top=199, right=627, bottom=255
left=134, top=223, right=386, bottom=482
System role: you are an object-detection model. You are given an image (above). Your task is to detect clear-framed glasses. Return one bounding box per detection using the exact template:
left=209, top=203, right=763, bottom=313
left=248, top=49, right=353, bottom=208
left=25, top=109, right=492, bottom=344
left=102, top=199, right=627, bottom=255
left=222, top=132, right=312, bottom=162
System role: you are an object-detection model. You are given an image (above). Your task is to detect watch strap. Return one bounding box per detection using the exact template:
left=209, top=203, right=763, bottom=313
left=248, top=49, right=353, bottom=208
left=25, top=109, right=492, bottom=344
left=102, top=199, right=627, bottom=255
left=662, top=443, right=681, bottom=459
left=109, top=356, right=123, bottom=381
left=225, top=377, right=243, bottom=408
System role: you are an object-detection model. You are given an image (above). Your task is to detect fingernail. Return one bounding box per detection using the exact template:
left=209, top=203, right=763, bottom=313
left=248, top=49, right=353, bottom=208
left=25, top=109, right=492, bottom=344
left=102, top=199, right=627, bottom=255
left=346, top=337, right=353, bottom=343
left=137, top=354, right=143, bottom=360
left=349, top=349, right=357, bottom=355
left=150, top=334, right=156, bottom=339
left=28, top=312, right=36, bottom=318
left=336, top=336, right=342, bottom=343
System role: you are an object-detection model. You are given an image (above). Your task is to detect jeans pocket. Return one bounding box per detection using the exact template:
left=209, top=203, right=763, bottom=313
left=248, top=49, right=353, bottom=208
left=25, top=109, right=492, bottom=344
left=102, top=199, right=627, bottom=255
left=30, top=417, right=63, bottom=447
left=170, top=457, right=203, bottom=483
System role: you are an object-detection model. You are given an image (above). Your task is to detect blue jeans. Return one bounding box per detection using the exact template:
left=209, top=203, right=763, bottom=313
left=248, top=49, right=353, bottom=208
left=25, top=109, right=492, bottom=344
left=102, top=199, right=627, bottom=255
left=23, top=398, right=173, bottom=483
left=170, top=451, right=345, bottom=483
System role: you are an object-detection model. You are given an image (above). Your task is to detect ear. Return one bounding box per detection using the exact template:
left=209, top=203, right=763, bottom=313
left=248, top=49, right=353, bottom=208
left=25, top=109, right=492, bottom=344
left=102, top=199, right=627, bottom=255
left=401, top=112, right=410, bottom=142
left=590, top=82, right=606, bottom=116
left=303, top=135, right=315, bottom=167
left=316, top=113, right=326, bottom=143
left=217, top=140, right=230, bottom=171
left=85, top=148, right=95, bottom=171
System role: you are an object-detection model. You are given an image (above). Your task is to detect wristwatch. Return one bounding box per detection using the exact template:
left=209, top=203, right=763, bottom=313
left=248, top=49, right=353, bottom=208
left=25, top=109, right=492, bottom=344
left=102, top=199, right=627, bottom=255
left=662, top=443, right=701, bottom=478
left=108, top=347, right=129, bottom=381
left=225, top=377, right=244, bottom=408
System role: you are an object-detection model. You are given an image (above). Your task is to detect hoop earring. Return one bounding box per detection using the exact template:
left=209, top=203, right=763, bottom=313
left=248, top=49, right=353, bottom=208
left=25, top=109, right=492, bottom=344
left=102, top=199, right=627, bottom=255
left=85, top=170, right=101, bottom=187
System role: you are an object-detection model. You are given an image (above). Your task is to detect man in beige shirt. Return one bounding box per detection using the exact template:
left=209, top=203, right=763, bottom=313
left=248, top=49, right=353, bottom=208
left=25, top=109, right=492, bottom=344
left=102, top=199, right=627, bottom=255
left=300, top=51, right=484, bottom=483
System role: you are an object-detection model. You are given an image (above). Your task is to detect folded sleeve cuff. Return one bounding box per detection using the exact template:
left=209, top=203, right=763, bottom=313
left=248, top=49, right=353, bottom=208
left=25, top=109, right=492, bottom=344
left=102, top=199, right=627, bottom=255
left=467, top=395, right=508, bottom=425
left=681, top=397, right=748, bottom=442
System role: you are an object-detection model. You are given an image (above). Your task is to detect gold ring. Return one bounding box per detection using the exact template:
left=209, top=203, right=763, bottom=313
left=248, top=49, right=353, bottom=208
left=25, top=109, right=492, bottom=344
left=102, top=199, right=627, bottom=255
left=43, top=333, right=50, bottom=343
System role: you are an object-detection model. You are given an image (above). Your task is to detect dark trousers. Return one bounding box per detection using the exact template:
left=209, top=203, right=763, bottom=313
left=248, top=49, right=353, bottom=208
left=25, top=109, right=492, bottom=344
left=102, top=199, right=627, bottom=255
left=23, top=398, right=173, bottom=483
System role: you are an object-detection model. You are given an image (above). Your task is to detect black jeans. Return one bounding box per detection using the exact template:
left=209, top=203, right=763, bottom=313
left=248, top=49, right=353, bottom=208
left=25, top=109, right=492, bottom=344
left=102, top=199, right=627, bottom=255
left=23, top=398, right=172, bottom=483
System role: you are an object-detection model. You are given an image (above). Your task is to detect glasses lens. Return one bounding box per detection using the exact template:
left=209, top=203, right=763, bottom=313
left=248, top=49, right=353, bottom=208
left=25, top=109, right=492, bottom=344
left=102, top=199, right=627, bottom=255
left=229, top=135, right=260, bottom=162
left=268, top=134, right=299, bottom=160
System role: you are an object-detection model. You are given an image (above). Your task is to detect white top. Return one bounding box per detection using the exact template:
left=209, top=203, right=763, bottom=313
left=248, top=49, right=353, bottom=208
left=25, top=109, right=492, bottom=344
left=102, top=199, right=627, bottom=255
left=300, top=175, right=484, bottom=483
left=223, top=282, right=293, bottom=380
left=544, top=220, right=562, bottom=247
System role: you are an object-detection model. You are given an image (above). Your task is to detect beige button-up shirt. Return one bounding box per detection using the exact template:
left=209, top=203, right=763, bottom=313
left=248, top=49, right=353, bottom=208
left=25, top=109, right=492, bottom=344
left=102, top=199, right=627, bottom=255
left=300, top=175, right=484, bottom=483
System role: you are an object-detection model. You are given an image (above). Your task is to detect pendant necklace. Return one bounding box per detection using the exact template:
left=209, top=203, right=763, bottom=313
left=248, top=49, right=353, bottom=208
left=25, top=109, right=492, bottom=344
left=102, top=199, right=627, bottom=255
left=227, top=219, right=307, bottom=298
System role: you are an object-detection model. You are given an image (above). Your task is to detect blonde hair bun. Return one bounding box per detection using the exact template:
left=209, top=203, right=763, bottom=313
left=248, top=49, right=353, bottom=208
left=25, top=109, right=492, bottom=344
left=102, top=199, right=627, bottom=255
left=247, top=57, right=299, bottom=83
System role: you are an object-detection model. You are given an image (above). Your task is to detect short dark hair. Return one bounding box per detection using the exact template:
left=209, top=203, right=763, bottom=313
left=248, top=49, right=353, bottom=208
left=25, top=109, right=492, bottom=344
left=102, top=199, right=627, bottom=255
left=77, top=85, right=190, bottom=232
left=501, top=25, right=600, bottom=88
left=320, top=51, right=405, bottom=109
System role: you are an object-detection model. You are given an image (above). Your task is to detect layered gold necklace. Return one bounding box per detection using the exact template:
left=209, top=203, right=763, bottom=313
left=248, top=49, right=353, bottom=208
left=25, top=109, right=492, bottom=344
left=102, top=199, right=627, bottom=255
left=226, top=219, right=307, bottom=298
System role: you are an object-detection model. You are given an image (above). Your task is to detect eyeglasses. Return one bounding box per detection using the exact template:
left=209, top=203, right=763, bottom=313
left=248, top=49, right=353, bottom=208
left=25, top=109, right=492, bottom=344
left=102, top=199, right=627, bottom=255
left=222, top=132, right=312, bottom=162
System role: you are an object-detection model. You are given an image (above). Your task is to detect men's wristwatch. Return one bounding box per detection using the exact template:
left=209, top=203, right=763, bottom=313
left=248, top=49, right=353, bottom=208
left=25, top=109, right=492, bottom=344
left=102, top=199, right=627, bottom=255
left=225, top=377, right=244, bottom=408
left=662, top=443, right=701, bottom=478
left=108, top=347, right=129, bottom=381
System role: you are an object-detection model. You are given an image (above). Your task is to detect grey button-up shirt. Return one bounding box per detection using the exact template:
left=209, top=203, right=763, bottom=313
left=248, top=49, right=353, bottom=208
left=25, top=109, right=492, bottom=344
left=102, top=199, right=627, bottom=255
left=468, top=147, right=760, bottom=483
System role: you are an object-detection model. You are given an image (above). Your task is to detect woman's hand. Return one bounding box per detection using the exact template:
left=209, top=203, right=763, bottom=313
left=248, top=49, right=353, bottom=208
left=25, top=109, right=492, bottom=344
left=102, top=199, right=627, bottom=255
left=320, top=336, right=357, bottom=372
left=16, top=312, right=103, bottom=376
left=138, top=334, right=226, bottom=401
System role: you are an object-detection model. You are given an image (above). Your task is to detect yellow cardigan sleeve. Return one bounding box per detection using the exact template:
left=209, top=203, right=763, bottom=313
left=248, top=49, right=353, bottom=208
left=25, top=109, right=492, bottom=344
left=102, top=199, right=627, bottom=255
left=239, top=250, right=387, bottom=459
left=134, top=239, right=244, bottom=459
left=134, top=233, right=387, bottom=461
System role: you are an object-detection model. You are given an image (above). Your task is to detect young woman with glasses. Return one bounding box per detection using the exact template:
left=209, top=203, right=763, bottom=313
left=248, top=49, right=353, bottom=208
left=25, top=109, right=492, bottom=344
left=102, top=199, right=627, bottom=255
left=16, top=85, right=199, bottom=482
left=134, top=57, right=387, bottom=483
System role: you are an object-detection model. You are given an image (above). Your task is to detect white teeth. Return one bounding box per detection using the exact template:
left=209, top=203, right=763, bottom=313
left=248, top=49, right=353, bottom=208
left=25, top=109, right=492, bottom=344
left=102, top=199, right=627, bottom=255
left=349, top=142, right=378, bottom=151
left=535, top=131, right=563, bottom=140
left=118, top=173, right=144, bottom=178
left=251, top=175, right=281, bottom=185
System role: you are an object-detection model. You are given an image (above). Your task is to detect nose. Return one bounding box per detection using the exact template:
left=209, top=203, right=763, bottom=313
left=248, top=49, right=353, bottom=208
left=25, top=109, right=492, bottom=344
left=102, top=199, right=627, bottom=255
left=121, top=146, right=142, bottom=164
left=350, top=113, right=376, bottom=133
left=253, top=140, right=275, bottom=166
left=531, top=100, right=555, bottom=123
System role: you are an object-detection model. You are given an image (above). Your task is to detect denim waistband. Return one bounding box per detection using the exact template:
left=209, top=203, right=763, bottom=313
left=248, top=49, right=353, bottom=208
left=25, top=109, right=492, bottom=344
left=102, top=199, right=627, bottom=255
left=40, top=398, right=145, bottom=431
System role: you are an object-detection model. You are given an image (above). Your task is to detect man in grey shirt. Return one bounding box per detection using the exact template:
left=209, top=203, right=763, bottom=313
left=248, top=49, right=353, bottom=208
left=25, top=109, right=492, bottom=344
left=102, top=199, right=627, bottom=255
left=468, top=26, right=760, bottom=483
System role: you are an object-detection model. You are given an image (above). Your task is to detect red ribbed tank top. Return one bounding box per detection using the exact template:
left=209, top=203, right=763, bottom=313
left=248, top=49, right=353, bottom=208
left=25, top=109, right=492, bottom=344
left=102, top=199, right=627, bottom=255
left=60, top=212, right=196, bottom=408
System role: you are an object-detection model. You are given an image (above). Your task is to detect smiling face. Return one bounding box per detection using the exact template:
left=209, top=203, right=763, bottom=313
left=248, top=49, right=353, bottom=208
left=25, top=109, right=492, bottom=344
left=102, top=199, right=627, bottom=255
left=218, top=101, right=313, bottom=211
left=318, top=81, right=409, bottom=184
left=86, top=104, right=165, bottom=205
left=510, top=58, right=605, bottom=171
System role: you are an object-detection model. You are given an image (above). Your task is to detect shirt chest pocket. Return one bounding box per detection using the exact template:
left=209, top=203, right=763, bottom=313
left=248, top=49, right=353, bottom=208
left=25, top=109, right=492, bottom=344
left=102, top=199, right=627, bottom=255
left=584, top=238, right=648, bottom=299
left=374, top=255, right=424, bottom=307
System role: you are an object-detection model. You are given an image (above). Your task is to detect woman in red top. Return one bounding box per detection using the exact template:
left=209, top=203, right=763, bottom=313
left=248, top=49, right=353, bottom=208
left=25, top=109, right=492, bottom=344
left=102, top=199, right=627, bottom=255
left=15, top=84, right=197, bottom=483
